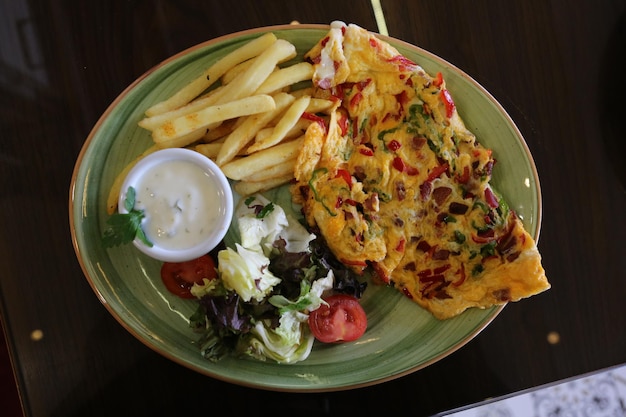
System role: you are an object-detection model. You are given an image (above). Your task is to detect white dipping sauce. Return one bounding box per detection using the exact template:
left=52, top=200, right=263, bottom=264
left=133, top=159, right=220, bottom=251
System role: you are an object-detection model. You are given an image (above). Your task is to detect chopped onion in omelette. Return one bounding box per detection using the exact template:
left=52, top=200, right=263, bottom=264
left=292, top=22, right=550, bottom=320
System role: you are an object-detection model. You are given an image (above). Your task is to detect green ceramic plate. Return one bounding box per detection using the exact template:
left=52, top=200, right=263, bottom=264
left=70, top=24, right=541, bottom=392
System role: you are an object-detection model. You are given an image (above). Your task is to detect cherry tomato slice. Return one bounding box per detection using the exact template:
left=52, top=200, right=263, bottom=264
left=160, top=254, right=217, bottom=299
left=308, top=294, right=367, bottom=343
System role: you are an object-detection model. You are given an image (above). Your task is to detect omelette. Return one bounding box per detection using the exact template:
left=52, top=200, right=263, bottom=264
left=291, top=23, right=550, bottom=319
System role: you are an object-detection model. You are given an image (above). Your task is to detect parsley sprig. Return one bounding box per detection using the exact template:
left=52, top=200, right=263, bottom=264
left=102, top=187, right=152, bottom=248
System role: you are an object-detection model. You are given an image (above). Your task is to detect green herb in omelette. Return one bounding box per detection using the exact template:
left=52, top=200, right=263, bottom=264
left=102, top=187, right=152, bottom=248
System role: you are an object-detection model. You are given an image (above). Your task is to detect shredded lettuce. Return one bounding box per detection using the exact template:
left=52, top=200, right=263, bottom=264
left=190, top=277, right=220, bottom=298
left=218, top=244, right=281, bottom=303
left=234, top=271, right=334, bottom=363
left=239, top=317, right=315, bottom=364
left=269, top=271, right=334, bottom=314
left=190, top=192, right=363, bottom=364
left=236, top=194, right=315, bottom=255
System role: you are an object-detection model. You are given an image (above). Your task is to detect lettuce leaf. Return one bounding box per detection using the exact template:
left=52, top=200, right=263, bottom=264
left=237, top=312, right=314, bottom=364
left=218, top=244, right=281, bottom=303
left=236, top=271, right=333, bottom=364
left=190, top=192, right=366, bottom=364
left=237, top=194, right=314, bottom=255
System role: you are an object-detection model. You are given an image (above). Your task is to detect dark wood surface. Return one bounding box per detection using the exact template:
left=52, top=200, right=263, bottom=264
left=1, top=0, right=625, bottom=416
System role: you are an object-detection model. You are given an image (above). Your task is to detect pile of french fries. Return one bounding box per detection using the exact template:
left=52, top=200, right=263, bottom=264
left=106, top=32, right=335, bottom=215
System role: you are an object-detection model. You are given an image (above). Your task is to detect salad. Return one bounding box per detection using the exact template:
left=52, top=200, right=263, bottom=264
left=159, top=193, right=368, bottom=364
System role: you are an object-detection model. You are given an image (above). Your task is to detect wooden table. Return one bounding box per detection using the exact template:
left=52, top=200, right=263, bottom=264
left=1, top=0, right=625, bottom=415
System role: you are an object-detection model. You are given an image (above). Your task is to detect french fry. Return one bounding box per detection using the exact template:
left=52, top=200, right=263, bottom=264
left=254, top=62, right=314, bottom=95
left=194, top=142, right=222, bottom=159
left=215, top=92, right=295, bottom=166
left=215, top=39, right=296, bottom=104
left=252, top=126, right=273, bottom=144
left=200, top=118, right=238, bottom=143
left=138, top=87, right=225, bottom=131
left=125, top=34, right=322, bottom=214
left=220, top=136, right=304, bottom=180
left=289, top=87, right=314, bottom=99
left=240, top=157, right=296, bottom=182
left=233, top=173, right=294, bottom=196
left=306, top=98, right=335, bottom=114
left=253, top=117, right=310, bottom=145
left=144, top=32, right=278, bottom=116
left=247, top=95, right=311, bottom=153
left=152, top=94, right=276, bottom=146
left=155, top=127, right=215, bottom=149
left=220, top=59, right=256, bottom=85
left=106, top=144, right=159, bottom=214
